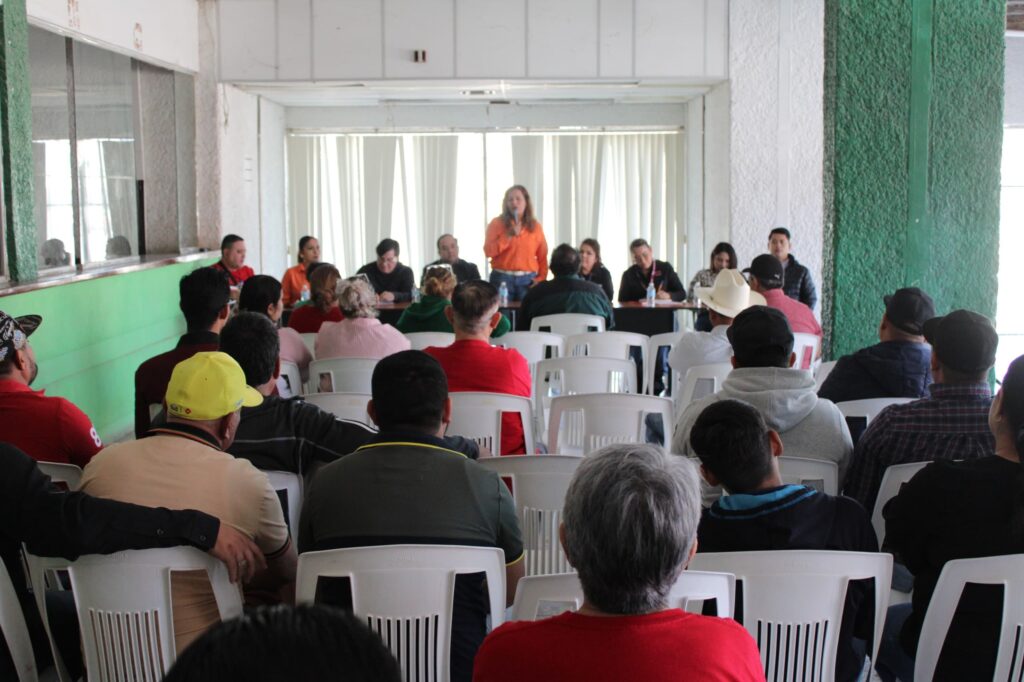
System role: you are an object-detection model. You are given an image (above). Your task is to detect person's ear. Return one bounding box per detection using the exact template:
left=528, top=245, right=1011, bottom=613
left=366, top=400, right=380, bottom=427
left=441, top=397, right=452, bottom=424
left=730, top=356, right=738, bottom=369
left=488, top=311, right=502, bottom=330
left=768, top=429, right=784, bottom=458
left=699, top=463, right=720, bottom=487
left=443, top=305, right=455, bottom=324
left=218, top=304, right=230, bottom=320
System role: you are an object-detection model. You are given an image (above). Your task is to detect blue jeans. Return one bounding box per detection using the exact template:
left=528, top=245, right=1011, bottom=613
left=876, top=603, right=915, bottom=682
left=489, top=271, right=536, bottom=302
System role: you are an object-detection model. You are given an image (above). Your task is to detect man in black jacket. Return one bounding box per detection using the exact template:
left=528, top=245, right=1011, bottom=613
left=769, top=227, right=818, bottom=310
left=356, top=238, right=416, bottom=302
left=1, top=442, right=263, bottom=677
left=518, top=244, right=614, bottom=331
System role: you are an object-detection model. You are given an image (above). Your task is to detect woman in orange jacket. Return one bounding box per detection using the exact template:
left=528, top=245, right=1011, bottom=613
left=484, top=185, right=547, bottom=302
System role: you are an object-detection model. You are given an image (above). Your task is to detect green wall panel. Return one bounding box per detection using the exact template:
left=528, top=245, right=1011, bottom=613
left=0, top=259, right=214, bottom=441
left=825, top=0, right=1003, bottom=358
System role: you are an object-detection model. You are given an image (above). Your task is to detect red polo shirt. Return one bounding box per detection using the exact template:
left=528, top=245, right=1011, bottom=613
left=0, top=379, right=102, bottom=467
left=762, top=288, right=822, bottom=337
left=211, top=261, right=255, bottom=287
left=424, top=339, right=532, bottom=455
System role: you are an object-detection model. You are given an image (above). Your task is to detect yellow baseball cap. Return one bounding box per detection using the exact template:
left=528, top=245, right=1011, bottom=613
left=165, top=351, right=263, bottom=421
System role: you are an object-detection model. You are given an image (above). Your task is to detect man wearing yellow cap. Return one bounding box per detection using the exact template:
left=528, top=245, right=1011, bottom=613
left=81, top=352, right=296, bottom=654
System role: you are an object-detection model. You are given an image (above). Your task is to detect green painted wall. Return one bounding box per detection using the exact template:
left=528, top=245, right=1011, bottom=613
left=824, top=0, right=1004, bottom=357
left=0, top=259, right=214, bottom=441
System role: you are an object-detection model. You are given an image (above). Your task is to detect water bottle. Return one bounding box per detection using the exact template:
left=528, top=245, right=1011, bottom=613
left=498, top=281, right=509, bottom=307
left=300, top=283, right=311, bottom=302
left=646, top=281, right=656, bottom=307
left=411, top=286, right=421, bottom=303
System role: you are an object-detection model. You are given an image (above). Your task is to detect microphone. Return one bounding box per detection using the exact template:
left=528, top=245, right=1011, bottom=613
left=513, top=209, right=519, bottom=224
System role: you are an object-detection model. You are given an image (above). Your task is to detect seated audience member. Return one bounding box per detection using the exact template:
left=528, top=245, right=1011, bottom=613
left=672, top=306, right=852, bottom=502
left=688, top=242, right=738, bottom=332
left=745, top=254, right=822, bottom=340
left=211, top=234, right=255, bottom=289
left=768, top=227, right=818, bottom=309
left=819, top=287, right=934, bottom=404
left=422, top=233, right=481, bottom=284
left=356, top=238, right=415, bottom=302
left=424, top=281, right=531, bottom=455
left=878, top=354, right=1024, bottom=682
left=578, top=238, right=614, bottom=301
left=397, top=266, right=510, bottom=337
left=691, top=400, right=877, bottom=682
left=136, top=268, right=230, bottom=435
left=472, top=444, right=762, bottom=682
left=518, top=244, right=614, bottom=331
left=298, top=350, right=524, bottom=682
left=164, top=605, right=402, bottom=682
left=82, top=352, right=296, bottom=654
left=315, top=277, right=410, bottom=360
left=239, top=275, right=313, bottom=384
left=286, top=264, right=343, bottom=334
left=280, top=236, right=320, bottom=307
left=843, top=309, right=998, bottom=512
left=668, top=269, right=764, bottom=382
left=0, top=311, right=102, bottom=466
left=0, top=443, right=263, bottom=681
left=617, top=238, right=686, bottom=303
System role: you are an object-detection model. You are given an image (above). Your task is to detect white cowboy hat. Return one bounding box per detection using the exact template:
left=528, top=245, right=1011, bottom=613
left=695, top=269, right=766, bottom=318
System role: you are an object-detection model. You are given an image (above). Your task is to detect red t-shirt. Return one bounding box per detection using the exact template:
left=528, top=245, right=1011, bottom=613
left=0, top=379, right=103, bottom=467
left=286, top=305, right=344, bottom=334
left=474, top=609, right=764, bottom=682
left=762, top=289, right=822, bottom=337
left=211, top=261, right=255, bottom=287
left=424, top=339, right=531, bottom=455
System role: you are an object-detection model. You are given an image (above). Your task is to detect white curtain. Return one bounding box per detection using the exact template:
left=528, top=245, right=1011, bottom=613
left=411, top=135, right=458, bottom=269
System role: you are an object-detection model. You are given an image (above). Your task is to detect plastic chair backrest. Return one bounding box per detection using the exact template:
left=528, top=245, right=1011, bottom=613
left=448, top=392, right=536, bottom=455
left=278, top=360, right=303, bottom=398
left=530, top=313, right=605, bottom=335
left=300, top=332, right=317, bottom=357
left=308, top=357, right=379, bottom=394
left=778, top=456, right=839, bottom=496
left=814, top=360, right=837, bottom=389
left=676, top=362, right=732, bottom=407
left=565, top=331, right=650, bottom=393
left=405, top=331, right=455, bottom=350
left=509, top=570, right=736, bottom=622
left=836, top=397, right=915, bottom=445
left=303, top=392, right=374, bottom=426
left=477, top=455, right=583, bottom=575
left=647, top=331, right=683, bottom=396
left=547, top=393, right=673, bottom=455
left=264, top=470, right=303, bottom=540
left=37, top=462, right=83, bottom=491
left=296, top=545, right=506, bottom=682
left=0, top=557, right=38, bottom=682
left=493, top=332, right=565, bottom=368
left=914, top=554, right=1024, bottom=682
left=689, top=550, right=892, bottom=682
left=792, top=333, right=820, bottom=371
left=149, top=403, right=163, bottom=421
left=23, top=550, right=73, bottom=682
left=68, top=547, right=243, bottom=680
left=871, top=461, right=930, bottom=546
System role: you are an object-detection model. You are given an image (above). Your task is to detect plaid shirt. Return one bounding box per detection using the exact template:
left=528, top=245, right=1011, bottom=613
left=842, top=383, right=994, bottom=511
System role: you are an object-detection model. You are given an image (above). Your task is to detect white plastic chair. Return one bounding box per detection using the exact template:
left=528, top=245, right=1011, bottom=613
left=278, top=359, right=303, bottom=398
left=448, top=392, right=536, bottom=455
left=264, top=470, right=303, bottom=540
left=0, top=557, right=38, bottom=682
left=303, top=392, right=374, bottom=426
left=296, top=545, right=506, bottom=682
left=792, top=332, right=820, bottom=371
left=37, top=462, right=83, bottom=491
left=23, top=550, right=73, bottom=682
left=689, top=550, right=893, bottom=682
left=300, top=332, right=317, bottom=357
left=547, top=393, right=674, bottom=455
left=510, top=569, right=736, bottom=622
left=676, top=362, right=732, bottom=407
left=778, top=456, right=839, bottom=496
left=565, top=331, right=650, bottom=393
left=308, top=357, right=379, bottom=394
left=647, top=331, right=683, bottom=396
left=529, top=313, right=605, bottom=335
left=871, top=461, right=930, bottom=546
left=68, top=548, right=243, bottom=679
left=477, top=455, right=583, bottom=575
left=493, top=331, right=564, bottom=368
left=835, top=397, right=915, bottom=426
left=914, top=554, right=1024, bottom=682
left=533, top=356, right=637, bottom=437
left=405, top=331, right=455, bottom=350
left=814, top=360, right=837, bottom=389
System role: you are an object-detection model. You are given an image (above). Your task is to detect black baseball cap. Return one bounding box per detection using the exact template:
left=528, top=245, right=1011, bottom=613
left=727, top=305, right=794, bottom=367
left=883, top=288, right=935, bottom=335
left=923, top=309, right=998, bottom=374
left=742, top=254, right=784, bottom=289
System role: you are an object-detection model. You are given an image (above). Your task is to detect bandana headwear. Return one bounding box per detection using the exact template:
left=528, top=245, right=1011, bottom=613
left=0, top=312, right=41, bottom=362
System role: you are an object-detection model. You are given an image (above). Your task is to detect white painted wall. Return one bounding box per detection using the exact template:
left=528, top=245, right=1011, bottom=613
left=728, top=0, right=824, bottom=311
left=1008, top=33, right=1024, bottom=127
left=27, top=0, right=199, bottom=72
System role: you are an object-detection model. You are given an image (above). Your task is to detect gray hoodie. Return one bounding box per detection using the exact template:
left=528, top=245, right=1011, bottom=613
left=672, top=367, right=854, bottom=503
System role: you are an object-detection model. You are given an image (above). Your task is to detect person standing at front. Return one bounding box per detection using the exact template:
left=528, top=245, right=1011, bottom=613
left=484, top=185, right=548, bottom=302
